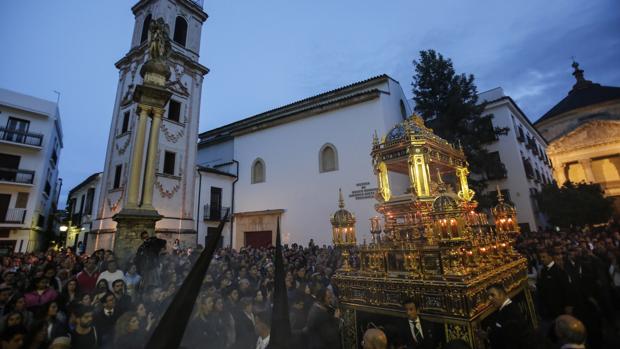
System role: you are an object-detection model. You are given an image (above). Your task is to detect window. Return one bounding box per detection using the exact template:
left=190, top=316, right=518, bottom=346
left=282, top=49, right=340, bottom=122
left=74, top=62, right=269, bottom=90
left=140, top=14, right=152, bottom=43
left=44, top=181, right=51, bottom=196
left=319, top=144, right=338, bottom=173
left=163, top=151, right=176, bottom=175
left=251, top=158, right=265, bottom=183
left=173, top=16, right=188, bottom=47
left=37, top=214, right=45, bottom=228
left=5, top=117, right=30, bottom=143
left=79, top=194, right=85, bottom=215
left=85, top=187, right=95, bottom=215
left=400, top=100, right=407, bottom=120
left=51, top=150, right=58, bottom=167
left=15, top=193, right=28, bottom=208
left=484, top=152, right=507, bottom=180
left=478, top=117, right=497, bottom=143
left=516, top=126, right=525, bottom=142
left=167, top=100, right=181, bottom=122
left=121, top=111, right=130, bottom=133
left=113, top=165, right=122, bottom=189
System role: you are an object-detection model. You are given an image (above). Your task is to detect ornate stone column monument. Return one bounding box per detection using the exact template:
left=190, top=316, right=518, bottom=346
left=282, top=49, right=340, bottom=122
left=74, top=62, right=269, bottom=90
left=113, top=18, right=172, bottom=263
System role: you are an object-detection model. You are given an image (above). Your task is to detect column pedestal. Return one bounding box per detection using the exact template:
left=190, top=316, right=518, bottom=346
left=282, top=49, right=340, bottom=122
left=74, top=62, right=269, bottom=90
left=113, top=208, right=162, bottom=265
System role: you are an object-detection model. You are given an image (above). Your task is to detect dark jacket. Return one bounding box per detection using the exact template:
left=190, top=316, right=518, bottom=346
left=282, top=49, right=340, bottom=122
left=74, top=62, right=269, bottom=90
left=93, top=307, right=120, bottom=346
left=487, top=300, right=530, bottom=349
left=303, top=302, right=341, bottom=349
left=233, top=310, right=257, bottom=349
left=400, top=317, right=444, bottom=349
left=537, top=263, right=572, bottom=319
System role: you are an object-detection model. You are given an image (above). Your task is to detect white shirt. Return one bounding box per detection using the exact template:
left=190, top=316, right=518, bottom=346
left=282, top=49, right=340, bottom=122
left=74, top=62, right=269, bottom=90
left=256, top=335, right=270, bottom=349
left=97, top=270, right=125, bottom=290
left=408, top=318, right=424, bottom=341
left=499, top=298, right=512, bottom=311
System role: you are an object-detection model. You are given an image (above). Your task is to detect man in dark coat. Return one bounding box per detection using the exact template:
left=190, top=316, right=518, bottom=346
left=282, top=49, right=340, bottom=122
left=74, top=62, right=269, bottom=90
left=537, top=250, right=573, bottom=320
left=232, top=297, right=257, bottom=349
left=93, top=292, right=120, bottom=347
left=400, top=297, right=444, bottom=349
left=134, top=231, right=167, bottom=289
left=484, top=284, right=530, bottom=349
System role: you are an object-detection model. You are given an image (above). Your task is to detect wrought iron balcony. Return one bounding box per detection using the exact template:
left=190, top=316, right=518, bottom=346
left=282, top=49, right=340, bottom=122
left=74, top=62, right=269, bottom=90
left=0, top=168, right=35, bottom=184
left=0, top=208, right=26, bottom=224
left=203, top=205, right=230, bottom=221
left=0, top=127, right=43, bottom=147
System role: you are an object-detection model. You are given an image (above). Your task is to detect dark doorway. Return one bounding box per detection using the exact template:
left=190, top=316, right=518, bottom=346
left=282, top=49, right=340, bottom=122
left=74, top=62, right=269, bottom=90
left=0, top=194, right=10, bottom=223
left=244, top=231, right=272, bottom=248
left=206, top=227, right=223, bottom=248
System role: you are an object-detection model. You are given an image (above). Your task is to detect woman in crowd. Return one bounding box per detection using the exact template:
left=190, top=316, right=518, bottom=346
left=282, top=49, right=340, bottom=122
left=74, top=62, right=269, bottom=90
left=24, top=277, right=58, bottom=313
left=5, top=295, right=33, bottom=330
left=114, top=312, right=143, bottom=348
left=38, top=301, right=67, bottom=343
left=184, top=295, right=219, bottom=347
left=91, top=279, right=109, bottom=310
left=214, top=296, right=236, bottom=348
left=58, top=279, right=79, bottom=311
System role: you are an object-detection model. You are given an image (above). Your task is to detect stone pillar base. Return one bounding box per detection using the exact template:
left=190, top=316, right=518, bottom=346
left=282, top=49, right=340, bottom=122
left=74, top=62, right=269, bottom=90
left=113, top=208, right=163, bottom=266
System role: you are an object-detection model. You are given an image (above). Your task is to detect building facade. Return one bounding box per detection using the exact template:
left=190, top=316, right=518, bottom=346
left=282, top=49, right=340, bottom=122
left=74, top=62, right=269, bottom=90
left=534, top=62, right=620, bottom=215
left=0, top=88, right=63, bottom=252
left=90, top=0, right=209, bottom=253
left=478, top=88, right=554, bottom=231
left=65, top=172, right=102, bottom=251
left=197, top=77, right=554, bottom=248
left=198, top=75, right=414, bottom=248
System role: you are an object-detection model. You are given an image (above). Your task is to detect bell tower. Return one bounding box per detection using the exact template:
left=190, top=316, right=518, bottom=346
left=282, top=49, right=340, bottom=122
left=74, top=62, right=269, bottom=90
left=91, top=0, right=208, bottom=258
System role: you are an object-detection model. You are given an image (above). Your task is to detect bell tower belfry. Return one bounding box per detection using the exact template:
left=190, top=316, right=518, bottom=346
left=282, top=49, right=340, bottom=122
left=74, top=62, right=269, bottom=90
left=91, top=0, right=208, bottom=260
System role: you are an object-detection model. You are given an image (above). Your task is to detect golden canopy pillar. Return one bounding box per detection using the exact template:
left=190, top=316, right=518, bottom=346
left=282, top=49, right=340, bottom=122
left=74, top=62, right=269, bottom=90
left=333, top=114, right=535, bottom=349
left=331, top=189, right=357, bottom=271
left=112, top=18, right=172, bottom=264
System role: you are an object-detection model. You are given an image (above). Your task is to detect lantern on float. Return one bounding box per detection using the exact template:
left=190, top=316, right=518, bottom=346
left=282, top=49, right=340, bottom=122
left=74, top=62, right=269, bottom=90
left=331, top=189, right=357, bottom=270
left=491, top=186, right=518, bottom=233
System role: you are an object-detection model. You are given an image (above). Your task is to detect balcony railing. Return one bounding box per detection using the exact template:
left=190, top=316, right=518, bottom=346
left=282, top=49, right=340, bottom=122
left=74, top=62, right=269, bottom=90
left=0, top=208, right=26, bottom=224
left=0, top=168, right=35, bottom=184
left=486, top=163, right=508, bottom=180
left=0, top=127, right=43, bottom=147
left=203, top=205, right=230, bottom=221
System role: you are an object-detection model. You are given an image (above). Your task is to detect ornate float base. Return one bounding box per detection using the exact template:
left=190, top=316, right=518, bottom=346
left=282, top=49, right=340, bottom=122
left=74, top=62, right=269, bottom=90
left=335, top=259, right=537, bottom=349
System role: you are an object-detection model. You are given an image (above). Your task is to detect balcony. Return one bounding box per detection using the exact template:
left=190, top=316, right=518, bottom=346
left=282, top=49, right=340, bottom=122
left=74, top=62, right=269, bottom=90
left=0, top=168, right=35, bottom=185
left=0, top=208, right=26, bottom=224
left=0, top=127, right=43, bottom=147
left=203, top=205, right=230, bottom=221
left=486, top=163, right=508, bottom=180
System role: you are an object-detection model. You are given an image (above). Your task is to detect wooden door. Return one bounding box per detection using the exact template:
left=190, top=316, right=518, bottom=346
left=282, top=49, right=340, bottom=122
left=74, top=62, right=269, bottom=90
left=0, top=194, right=9, bottom=222
left=244, top=231, right=272, bottom=248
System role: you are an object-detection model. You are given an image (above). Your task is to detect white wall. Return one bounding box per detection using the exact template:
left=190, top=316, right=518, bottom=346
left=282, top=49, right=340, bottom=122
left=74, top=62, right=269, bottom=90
left=231, top=81, right=409, bottom=247
left=196, top=170, right=234, bottom=247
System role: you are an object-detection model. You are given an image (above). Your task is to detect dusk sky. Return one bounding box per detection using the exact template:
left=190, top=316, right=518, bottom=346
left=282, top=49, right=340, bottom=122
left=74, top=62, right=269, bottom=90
left=1, top=0, right=619, bottom=206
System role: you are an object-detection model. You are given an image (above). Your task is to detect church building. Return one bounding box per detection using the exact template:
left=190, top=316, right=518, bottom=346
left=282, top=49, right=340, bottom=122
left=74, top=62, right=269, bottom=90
left=535, top=62, right=620, bottom=215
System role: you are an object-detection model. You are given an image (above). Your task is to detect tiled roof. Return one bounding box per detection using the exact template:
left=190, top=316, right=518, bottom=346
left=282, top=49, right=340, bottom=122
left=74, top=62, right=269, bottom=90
left=199, top=75, right=395, bottom=143
left=536, top=83, right=620, bottom=124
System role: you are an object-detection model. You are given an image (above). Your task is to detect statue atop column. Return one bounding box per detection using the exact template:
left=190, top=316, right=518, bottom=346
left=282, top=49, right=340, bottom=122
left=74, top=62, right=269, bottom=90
left=148, top=18, right=171, bottom=60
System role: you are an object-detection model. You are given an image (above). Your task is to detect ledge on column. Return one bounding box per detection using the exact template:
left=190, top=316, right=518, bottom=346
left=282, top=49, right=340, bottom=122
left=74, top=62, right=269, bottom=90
left=113, top=207, right=163, bottom=222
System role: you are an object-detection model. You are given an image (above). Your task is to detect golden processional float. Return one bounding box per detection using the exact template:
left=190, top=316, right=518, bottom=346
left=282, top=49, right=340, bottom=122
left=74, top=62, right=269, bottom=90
left=331, top=115, right=537, bottom=349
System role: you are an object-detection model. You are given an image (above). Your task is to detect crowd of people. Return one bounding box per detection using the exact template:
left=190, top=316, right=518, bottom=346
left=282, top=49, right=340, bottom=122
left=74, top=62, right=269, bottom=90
left=0, top=221, right=617, bottom=349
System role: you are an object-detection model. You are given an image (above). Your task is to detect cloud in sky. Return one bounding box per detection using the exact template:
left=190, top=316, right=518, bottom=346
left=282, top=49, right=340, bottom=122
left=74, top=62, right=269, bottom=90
left=0, top=0, right=618, bottom=205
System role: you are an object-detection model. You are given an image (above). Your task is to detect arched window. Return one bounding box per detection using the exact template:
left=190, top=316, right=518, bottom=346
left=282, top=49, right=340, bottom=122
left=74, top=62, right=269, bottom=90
left=251, top=158, right=265, bottom=184
left=173, top=16, right=188, bottom=47
left=319, top=144, right=338, bottom=173
left=140, top=14, right=152, bottom=44
left=400, top=100, right=407, bottom=120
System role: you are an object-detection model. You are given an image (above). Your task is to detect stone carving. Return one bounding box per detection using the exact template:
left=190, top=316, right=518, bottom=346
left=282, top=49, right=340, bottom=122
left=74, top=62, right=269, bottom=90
left=548, top=120, right=620, bottom=154
left=160, top=123, right=185, bottom=143
left=155, top=180, right=180, bottom=199
left=115, top=136, right=131, bottom=155
left=107, top=189, right=124, bottom=212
